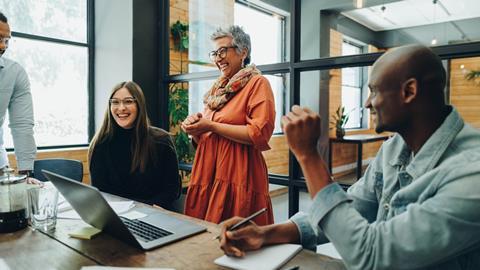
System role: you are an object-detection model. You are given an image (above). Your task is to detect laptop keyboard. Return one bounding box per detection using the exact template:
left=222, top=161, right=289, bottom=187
left=120, top=216, right=173, bottom=242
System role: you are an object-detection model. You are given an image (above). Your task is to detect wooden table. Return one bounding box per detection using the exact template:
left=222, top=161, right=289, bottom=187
left=0, top=227, right=97, bottom=269
left=0, top=194, right=346, bottom=270
left=329, top=134, right=390, bottom=181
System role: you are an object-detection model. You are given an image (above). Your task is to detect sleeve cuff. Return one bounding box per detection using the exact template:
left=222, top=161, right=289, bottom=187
left=246, top=124, right=270, bottom=151
left=290, top=212, right=318, bottom=251
left=310, top=183, right=352, bottom=230
left=17, top=159, right=34, bottom=171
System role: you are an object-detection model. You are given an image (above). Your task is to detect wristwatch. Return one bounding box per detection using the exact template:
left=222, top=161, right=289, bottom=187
left=18, top=170, right=34, bottom=178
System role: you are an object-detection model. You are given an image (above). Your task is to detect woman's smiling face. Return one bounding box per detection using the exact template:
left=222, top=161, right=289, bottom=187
left=110, top=87, right=138, bottom=129
left=212, top=36, right=246, bottom=79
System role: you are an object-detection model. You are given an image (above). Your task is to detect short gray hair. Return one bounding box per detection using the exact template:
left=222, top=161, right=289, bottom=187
left=211, top=25, right=251, bottom=65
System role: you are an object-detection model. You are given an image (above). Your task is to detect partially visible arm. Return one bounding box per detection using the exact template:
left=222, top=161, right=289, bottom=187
left=220, top=218, right=300, bottom=257
left=182, top=116, right=253, bottom=145
left=262, top=221, right=300, bottom=245
left=282, top=106, right=333, bottom=197
left=313, top=168, right=480, bottom=270
left=182, top=76, right=275, bottom=150
left=296, top=152, right=333, bottom=198
left=210, top=122, right=252, bottom=145
left=9, top=65, right=36, bottom=171
left=181, top=113, right=201, bottom=146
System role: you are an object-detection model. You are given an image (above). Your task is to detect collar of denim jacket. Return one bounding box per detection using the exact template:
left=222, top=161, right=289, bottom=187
left=406, top=106, right=463, bottom=179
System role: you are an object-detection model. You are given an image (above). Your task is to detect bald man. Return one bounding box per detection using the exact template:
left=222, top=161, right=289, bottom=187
left=219, top=45, right=480, bottom=270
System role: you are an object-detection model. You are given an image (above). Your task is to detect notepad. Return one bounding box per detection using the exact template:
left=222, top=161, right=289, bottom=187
left=316, top=242, right=342, bottom=260
left=214, top=244, right=302, bottom=270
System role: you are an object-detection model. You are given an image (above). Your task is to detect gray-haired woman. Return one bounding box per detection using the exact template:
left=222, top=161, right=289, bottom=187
left=181, top=25, right=275, bottom=225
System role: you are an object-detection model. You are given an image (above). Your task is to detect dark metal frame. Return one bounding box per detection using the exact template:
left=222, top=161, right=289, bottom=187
left=160, top=0, right=480, bottom=217
left=8, top=0, right=95, bottom=150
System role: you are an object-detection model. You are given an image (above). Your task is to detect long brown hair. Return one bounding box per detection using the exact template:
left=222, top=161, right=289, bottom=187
left=88, top=81, right=157, bottom=173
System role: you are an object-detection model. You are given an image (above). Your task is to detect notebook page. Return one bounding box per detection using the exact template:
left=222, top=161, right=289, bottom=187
left=214, top=244, right=302, bottom=270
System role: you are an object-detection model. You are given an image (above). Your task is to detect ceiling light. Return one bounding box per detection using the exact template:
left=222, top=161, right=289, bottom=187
left=431, top=38, right=437, bottom=45
left=381, top=5, right=386, bottom=18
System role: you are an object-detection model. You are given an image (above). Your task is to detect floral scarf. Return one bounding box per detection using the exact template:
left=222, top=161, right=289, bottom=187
left=203, top=65, right=261, bottom=111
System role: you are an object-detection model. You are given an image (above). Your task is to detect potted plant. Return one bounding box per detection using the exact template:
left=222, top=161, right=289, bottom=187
left=170, top=20, right=189, bottom=52
left=168, top=84, right=194, bottom=163
left=465, top=69, right=480, bottom=85
left=331, top=106, right=349, bottom=138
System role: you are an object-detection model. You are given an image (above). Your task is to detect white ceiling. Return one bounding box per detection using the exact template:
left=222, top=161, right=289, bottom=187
left=342, top=0, right=480, bottom=31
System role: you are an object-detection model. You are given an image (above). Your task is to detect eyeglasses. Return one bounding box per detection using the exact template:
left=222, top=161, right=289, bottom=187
left=0, top=36, right=10, bottom=45
left=109, top=97, right=136, bottom=107
left=208, top=46, right=237, bottom=61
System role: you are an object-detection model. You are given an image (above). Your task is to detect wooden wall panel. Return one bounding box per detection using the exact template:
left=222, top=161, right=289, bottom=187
left=263, top=135, right=289, bottom=175
left=450, top=57, right=480, bottom=128
left=169, top=0, right=189, bottom=75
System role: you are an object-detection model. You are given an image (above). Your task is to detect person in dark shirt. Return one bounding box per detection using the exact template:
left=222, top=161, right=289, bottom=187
left=88, top=81, right=180, bottom=209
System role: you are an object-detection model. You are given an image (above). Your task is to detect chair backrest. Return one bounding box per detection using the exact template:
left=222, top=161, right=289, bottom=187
left=170, top=192, right=186, bottom=214
left=34, top=158, right=83, bottom=182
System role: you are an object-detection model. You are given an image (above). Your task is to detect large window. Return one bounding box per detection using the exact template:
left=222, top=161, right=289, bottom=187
left=341, top=40, right=364, bottom=129
left=234, top=2, right=287, bottom=134
left=234, top=1, right=286, bottom=65
left=1, top=0, right=91, bottom=148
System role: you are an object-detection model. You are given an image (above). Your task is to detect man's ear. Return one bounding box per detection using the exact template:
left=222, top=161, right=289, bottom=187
left=401, top=78, right=418, bottom=104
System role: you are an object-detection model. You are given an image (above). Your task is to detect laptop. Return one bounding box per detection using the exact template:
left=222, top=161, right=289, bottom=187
left=42, top=169, right=207, bottom=250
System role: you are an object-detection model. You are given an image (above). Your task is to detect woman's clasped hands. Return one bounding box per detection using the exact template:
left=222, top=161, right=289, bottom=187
left=181, top=112, right=214, bottom=137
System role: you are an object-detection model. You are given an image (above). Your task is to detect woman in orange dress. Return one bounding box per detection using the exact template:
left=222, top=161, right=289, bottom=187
left=181, top=26, right=275, bottom=225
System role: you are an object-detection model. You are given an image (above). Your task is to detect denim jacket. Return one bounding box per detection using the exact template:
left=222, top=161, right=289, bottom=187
left=291, top=106, right=480, bottom=270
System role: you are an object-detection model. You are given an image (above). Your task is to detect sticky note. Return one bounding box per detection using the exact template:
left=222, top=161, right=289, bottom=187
left=68, top=226, right=102, bottom=240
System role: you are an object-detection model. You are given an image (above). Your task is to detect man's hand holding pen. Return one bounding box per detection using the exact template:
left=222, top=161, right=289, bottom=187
left=219, top=215, right=267, bottom=257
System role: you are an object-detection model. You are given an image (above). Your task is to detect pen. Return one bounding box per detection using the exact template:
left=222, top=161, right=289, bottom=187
left=213, top=207, right=267, bottom=240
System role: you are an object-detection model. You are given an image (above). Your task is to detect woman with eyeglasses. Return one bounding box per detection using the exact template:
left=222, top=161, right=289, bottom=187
left=88, top=81, right=181, bottom=209
left=182, top=26, right=275, bottom=225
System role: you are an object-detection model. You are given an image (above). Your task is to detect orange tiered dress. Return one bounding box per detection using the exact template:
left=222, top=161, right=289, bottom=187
left=184, top=75, right=275, bottom=225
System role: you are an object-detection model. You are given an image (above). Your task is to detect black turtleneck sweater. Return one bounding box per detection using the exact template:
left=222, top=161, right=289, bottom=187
left=89, top=127, right=180, bottom=209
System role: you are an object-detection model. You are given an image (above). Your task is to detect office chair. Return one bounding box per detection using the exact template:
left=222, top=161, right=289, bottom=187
left=33, top=158, right=84, bottom=182
left=170, top=192, right=186, bottom=214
